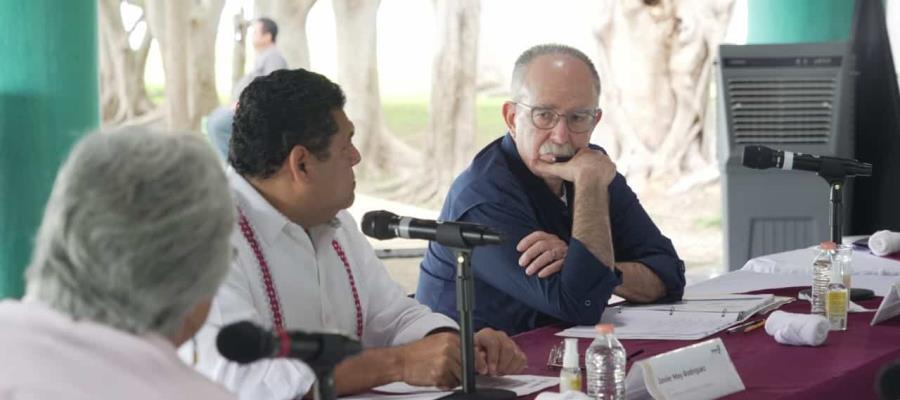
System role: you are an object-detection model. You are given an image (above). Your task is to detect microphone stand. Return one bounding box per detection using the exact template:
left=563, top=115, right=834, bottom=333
left=818, top=159, right=851, bottom=245
left=437, top=225, right=515, bottom=400
left=313, top=370, right=336, bottom=400
left=306, top=333, right=362, bottom=400
left=816, top=158, right=877, bottom=302
left=827, top=179, right=845, bottom=246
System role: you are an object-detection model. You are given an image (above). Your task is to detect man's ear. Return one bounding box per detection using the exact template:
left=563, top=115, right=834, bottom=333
left=502, top=101, right=518, bottom=138
left=286, top=145, right=312, bottom=183
left=171, top=299, right=212, bottom=347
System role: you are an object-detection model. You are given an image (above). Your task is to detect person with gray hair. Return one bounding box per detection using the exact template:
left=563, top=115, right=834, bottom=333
left=0, top=128, right=238, bottom=399
left=419, top=43, right=685, bottom=335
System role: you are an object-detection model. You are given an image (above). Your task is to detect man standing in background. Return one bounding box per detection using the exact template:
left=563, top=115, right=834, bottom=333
left=207, top=17, right=288, bottom=160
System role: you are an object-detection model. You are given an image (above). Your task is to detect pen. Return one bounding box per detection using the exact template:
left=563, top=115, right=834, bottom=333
left=726, top=318, right=764, bottom=334
left=742, top=319, right=767, bottom=333
left=627, top=349, right=645, bottom=360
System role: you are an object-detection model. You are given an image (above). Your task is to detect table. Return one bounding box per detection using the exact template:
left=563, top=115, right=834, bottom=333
left=688, top=270, right=898, bottom=297
left=741, top=247, right=900, bottom=276
left=512, top=286, right=900, bottom=399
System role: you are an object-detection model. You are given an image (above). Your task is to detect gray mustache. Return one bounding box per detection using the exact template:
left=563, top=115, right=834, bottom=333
left=539, top=143, right=576, bottom=157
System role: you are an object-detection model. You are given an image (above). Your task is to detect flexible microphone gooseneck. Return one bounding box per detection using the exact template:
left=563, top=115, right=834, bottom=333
left=361, top=210, right=502, bottom=248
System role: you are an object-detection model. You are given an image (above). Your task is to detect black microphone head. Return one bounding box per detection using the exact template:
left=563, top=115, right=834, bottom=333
left=854, top=161, right=873, bottom=177
left=742, top=145, right=779, bottom=169
left=216, top=321, right=273, bottom=364
left=361, top=210, right=398, bottom=240
left=877, top=360, right=900, bottom=400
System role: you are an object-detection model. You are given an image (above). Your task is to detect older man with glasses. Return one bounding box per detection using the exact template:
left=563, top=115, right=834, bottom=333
left=418, top=44, right=686, bottom=335
left=0, top=128, right=237, bottom=399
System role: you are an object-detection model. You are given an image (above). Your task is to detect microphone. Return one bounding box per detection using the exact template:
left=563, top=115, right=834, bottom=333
left=742, top=145, right=872, bottom=177
left=877, top=360, right=900, bottom=400
left=360, top=210, right=503, bottom=248
left=216, top=321, right=361, bottom=367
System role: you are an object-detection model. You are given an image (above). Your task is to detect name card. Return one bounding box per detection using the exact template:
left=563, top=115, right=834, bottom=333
left=871, top=281, right=900, bottom=326
left=625, top=338, right=744, bottom=400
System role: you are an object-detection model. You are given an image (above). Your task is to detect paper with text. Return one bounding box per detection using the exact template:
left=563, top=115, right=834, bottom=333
left=558, top=294, right=790, bottom=340
left=625, top=338, right=744, bottom=400
left=871, top=281, right=900, bottom=325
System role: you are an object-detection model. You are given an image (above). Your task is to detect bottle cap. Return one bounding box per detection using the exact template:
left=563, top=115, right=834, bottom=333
left=563, top=338, right=579, bottom=368
left=595, top=323, right=615, bottom=334
left=819, top=241, right=836, bottom=250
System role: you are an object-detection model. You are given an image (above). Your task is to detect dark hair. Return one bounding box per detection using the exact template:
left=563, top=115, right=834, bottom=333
left=229, top=69, right=346, bottom=178
left=256, top=17, right=279, bottom=42
left=510, top=44, right=601, bottom=99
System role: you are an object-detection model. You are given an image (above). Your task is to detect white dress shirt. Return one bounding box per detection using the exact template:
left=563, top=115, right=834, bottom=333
left=0, top=300, right=235, bottom=400
left=187, top=169, right=458, bottom=400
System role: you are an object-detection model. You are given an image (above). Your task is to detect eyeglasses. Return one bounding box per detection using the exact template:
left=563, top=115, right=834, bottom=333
left=513, top=102, right=602, bottom=134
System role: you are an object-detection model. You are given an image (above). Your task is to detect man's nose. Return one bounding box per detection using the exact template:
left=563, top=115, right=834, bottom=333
left=350, top=144, right=362, bottom=166
left=549, top=117, right=571, bottom=143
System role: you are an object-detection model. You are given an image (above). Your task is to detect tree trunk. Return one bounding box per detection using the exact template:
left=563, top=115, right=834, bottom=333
left=98, top=0, right=155, bottom=126
left=414, top=0, right=480, bottom=204
left=232, top=8, right=249, bottom=87
left=596, top=0, right=678, bottom=190
left=592, top=0, right=651, bottom=177
left=650, top=0, right=735, bottom=179
left=254, top=0, right=271, bottom=20
left=187, top=0, right=226, bottom=129
left=266, top=0, right=317, bottom=69
left=144, top=0, right=165, bottom=47
left=164, top=0, right=190, bottom=130
left=593, top=0, right=733, bottom=190
left=332, top=0, right=419, bottom=176
left=147, top=0, right=224, bottom=131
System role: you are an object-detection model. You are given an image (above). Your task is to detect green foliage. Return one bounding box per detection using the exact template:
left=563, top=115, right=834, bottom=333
left=147, top=84, right=165, bottom=105
left=382, top=98, right=430, bottom=145
left=475, top=96, right=508, bottom=148
left=694, top=215, right=722, bottom=230
left=382, top=95, right=509, bottom=150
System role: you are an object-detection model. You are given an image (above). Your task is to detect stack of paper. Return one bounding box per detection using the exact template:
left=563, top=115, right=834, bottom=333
left=341, top=375, right=559, bottom=400
left=558, top=294, right=792, bottom=340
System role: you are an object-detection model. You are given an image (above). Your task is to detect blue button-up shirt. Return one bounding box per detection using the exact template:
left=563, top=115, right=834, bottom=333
left=417, top=134, right=685, bottom=335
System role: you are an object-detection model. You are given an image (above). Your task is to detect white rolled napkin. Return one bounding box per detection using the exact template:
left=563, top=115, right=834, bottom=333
left=535, top=391, right=592, bottom=400
left=869, top=230, right=900, bottom=256
left=764, top=311, right=829, bottom=346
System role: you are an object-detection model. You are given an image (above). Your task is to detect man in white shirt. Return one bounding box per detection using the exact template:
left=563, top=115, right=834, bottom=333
left=0, top=128, right=237, bottom=399
left=191, top=68, right=527, bottom=399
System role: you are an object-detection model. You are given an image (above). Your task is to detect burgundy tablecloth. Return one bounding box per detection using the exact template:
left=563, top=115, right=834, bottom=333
left=512, top=287, right=900, bottom=400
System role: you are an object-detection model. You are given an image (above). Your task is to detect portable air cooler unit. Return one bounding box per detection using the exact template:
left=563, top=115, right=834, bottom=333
left=717, top=42, right=856, bottom=270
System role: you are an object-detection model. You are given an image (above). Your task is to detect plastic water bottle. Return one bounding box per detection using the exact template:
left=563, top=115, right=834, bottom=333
left=585, top=324, right=626, bottom=399
left=811, top=242, right=834, bottom=315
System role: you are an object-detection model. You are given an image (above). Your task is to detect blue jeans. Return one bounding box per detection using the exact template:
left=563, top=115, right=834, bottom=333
left=206, top=106, right=233, bottom=161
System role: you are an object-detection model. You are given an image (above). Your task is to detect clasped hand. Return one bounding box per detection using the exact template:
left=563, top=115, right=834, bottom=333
left=533, top=147, right=616, bottom=186
left=399, top=329, right=526, bottom=389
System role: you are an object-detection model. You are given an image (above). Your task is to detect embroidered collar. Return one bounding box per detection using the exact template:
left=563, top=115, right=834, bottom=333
left=226, top=168, right=342, bottom=246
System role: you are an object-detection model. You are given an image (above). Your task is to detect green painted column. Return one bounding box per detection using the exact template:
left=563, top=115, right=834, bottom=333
left=0, top=1, right=99, bottom=299
left=747, top=0, right=855, bottom=44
